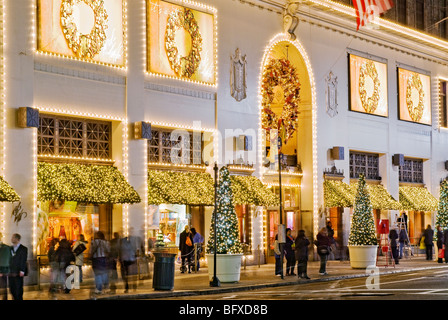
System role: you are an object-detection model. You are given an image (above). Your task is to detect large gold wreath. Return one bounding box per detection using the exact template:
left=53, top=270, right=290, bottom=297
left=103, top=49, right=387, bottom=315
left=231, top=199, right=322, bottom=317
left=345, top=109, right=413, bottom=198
left=165, top=8, right=203, bottom=78
left=406, top=72, right=425, bottom=122
left=358, top=60, right=380, bottom=114
left=60, top=0, right=108, bottom=60
left=261, top=58, right=301, bottom=143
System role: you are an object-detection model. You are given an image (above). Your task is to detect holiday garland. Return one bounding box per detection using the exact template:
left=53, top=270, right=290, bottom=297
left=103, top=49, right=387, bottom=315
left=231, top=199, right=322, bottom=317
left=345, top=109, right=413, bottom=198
left=0, top=176, right=20, bottom=202
left=358, top=60, right=380, bottom=114
left=348, top=174, right=378, bottom=246
left=261, top=58, right=301, bottom=143
left=406, top=72, right=425, bottom=122
left=206, top=166, right=243, bottom=254
left=165, top=8, right=203, bottom=78
left=60, top=0, right=108, bottom=59
left=399, top=186, right=438, bottom=211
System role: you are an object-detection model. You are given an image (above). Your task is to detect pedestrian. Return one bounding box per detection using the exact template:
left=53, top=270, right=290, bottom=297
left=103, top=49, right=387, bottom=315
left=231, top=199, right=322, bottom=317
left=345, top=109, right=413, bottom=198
left=423, top=224, right=434, bottom=261
left=109, top=232, right=121, bottom=294
left=326, top=220, right=337, bottom=260
left=47, top=238, right=59, bottom=293
left=285, top=228, right=296, bottom=276
left=55, top=238, right=75, bottom=293
left=0, top=232, right=10, bottom=300
left=389, top=227, right=399, bottom=265
left=444, top=228, right=448, bottom=263
left=273, top=234, right=282, bottom=276
left=315, top=227, right=331, bottom=275
left=120, top=227, right=143, bottom=292
left=179, top=225, right=194, bottom=273
left=190, top=228, right=204, bottom=271
left=72, top=234, right=88, bottom=283
left=398, top=227, right=407, bottom=259
left=436, top=226, right=444, bottom=263
left=9, top=233, right=28, bottom=300
left=90, top=231, right=110, bottom=295
left=295, top=230, right=310, bottom=279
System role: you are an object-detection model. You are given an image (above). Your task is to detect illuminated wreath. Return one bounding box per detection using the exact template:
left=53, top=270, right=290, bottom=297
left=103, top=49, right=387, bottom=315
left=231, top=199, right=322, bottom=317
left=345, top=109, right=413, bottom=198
left=165, top=8, right=203, bottom=78
left=60, top=0, right=108, bottom=60
left=261, top=58, right=301, bottom=143
left=406, top=73, right=425, bottom=122
left=358, top=61, right=380, bottom=114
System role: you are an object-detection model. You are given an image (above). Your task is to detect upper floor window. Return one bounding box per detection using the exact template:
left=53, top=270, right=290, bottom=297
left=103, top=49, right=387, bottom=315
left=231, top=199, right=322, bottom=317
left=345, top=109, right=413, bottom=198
left=38, top=114, right=111, bottom=159
left=349, top=152, right=380, bottom=180
left=147, top=128, right=203, bottom=165
left=399, top=158, right=424, bottom=184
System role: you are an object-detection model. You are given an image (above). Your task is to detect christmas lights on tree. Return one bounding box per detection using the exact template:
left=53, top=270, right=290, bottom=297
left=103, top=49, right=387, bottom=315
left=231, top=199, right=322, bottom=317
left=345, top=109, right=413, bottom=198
left=348, top=174, right=378, bottom=246
left=207, top=166, right=243, bottom=254
left=436, top=180, right=448, bottom=231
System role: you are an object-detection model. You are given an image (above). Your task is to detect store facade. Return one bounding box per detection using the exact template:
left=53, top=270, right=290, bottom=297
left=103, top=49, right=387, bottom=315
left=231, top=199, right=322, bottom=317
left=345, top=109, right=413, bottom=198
left=2, top=0, right=448, bottom=285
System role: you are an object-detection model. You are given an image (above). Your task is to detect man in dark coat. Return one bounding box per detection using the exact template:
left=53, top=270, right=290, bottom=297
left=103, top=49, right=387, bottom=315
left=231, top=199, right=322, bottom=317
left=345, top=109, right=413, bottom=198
left=179, top=225, right=194, bottom=273
left=9, top=233, right=28, bottom=300
left=389, top=228, right=399, bottom=264
left=423, top=225, right=434, bottom=261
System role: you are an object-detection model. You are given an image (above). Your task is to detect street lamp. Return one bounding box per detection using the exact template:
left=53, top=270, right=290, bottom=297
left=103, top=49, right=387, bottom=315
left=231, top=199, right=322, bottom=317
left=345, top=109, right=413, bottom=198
left=277, top=137, right=286, bottom=280
left=210, top=162, right=221, bottom=287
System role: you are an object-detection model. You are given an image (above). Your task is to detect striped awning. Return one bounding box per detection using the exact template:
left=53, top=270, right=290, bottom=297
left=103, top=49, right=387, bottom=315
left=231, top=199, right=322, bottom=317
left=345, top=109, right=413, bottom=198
left=0, top=176, right=20, bottom=202
left=399, top=186, right=438, bottom=211
left=38, top=162, right=141, bottom=204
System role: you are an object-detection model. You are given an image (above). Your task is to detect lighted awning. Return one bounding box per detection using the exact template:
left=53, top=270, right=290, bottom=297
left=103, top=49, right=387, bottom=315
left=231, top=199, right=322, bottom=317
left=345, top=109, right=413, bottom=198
left=230, top=175, right=279, bottom=206
left=324, top=179, right=353, bottom=208
left=148, top=170, right=214, bottom=206
left=350, top=183, right=402, bottom=211
left=399, top=186, right=438, bottom=211
left=38, top=162, right=141, bottom=204
left=0, top=176, right=20, bottom=202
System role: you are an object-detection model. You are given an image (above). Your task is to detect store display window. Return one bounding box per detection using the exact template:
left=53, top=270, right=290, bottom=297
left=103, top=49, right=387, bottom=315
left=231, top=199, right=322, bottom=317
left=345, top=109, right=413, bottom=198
left=156, top=204, right=189, bottom=247
left=37, top=200, right=99, bottom=255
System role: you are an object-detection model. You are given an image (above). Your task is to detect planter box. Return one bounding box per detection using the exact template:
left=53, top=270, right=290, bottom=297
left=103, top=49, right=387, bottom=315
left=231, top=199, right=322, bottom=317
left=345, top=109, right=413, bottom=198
left=348, top=245, right=378, bottom=269
left=206, top=253, right=243, bottom=283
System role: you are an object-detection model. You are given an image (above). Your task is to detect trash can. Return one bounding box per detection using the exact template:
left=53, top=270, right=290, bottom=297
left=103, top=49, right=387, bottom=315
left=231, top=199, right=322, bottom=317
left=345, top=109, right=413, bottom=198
left=152, top=252, right=177, bottom=290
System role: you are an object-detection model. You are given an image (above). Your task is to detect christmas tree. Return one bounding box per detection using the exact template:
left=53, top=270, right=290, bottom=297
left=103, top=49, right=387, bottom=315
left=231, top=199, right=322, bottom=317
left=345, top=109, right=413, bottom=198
left=206, top=166, right=243, bottom=254
left=348, top=174, right=378, bottom=246
left=436, top=180, right=448, bottom=232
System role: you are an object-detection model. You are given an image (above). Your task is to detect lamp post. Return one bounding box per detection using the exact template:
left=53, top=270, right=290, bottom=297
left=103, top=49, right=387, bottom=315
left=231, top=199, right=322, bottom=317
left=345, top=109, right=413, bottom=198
left=210, top=162, right=220, bottom=287
left=277, top=137, right=285, bottom=280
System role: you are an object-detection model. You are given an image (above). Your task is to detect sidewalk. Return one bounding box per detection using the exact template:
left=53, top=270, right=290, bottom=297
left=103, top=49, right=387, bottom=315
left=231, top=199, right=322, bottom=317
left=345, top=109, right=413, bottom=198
left=21, top=255, right=448, bottom=300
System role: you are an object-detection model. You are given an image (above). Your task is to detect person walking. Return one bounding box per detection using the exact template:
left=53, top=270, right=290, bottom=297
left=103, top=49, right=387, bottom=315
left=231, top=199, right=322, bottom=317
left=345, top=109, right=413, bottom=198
left=54, top=238, right=75, bottom=293
left=315, top=227, right=331, bottom=275
left=109, top=232, right=121, bottom=293
left=398, top=227, right=407, bottom=259
left=179, top=225, right=194, bottom=273
left=90, top=231, right=110, bottom=295
left=72, top=234, right=88, bottom=284
left=295, top=230, right=310, bottom=279
left=436, top=226, right=444, bottom=263
left=190, top=228, right=204, bottom=271
left=120, top=227, right=143, bottom=293
left=9, top=233, right=28, bottom=300
left=0, top=232, right=10, bottom=300
left=47, top=238, right=59, bottom=293
left=284, top=228, right=296, bottom=276
left=326, top=220, right=337, bottom=260
left=423, top=225, right=434, bottom=261
left=273, top=234, right=282, bottom=276
left=389, top=227, right=399, bottom=265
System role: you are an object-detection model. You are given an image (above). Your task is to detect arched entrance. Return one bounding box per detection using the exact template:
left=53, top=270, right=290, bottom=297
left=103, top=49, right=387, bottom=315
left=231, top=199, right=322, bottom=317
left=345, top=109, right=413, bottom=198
left=258, top=33, right=317, bottom=262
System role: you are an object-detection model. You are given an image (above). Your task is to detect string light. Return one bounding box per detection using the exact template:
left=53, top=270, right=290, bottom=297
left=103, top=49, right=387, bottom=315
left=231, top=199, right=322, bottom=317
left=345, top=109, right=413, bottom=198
left=0, top=0, right=5, bottom=236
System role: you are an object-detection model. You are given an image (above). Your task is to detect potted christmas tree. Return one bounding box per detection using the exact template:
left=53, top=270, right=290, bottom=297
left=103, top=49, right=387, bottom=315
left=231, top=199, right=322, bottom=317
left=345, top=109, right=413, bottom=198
left=348, top=174, right=378, bottom=269
left=206, top=166, right=243, bottom=283
left=435, top=180, right=448, bottom=252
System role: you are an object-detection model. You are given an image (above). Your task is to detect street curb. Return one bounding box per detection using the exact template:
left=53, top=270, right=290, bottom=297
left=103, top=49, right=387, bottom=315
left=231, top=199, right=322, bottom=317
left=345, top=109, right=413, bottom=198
left=95, top=265, right=448, bottom=300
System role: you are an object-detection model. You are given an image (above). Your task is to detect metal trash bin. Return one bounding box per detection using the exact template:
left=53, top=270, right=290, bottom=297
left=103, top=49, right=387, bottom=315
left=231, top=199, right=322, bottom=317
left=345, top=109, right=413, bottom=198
left=152, top=252, right=176, bottom=290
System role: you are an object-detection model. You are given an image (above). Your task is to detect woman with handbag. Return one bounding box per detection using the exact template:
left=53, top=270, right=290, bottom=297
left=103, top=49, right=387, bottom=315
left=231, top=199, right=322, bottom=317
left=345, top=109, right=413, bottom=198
left=90, top=231, right=110, bottom=294
left=315, top=227, right=331, bottom=275
left=285, top=228, right=296, bottom=276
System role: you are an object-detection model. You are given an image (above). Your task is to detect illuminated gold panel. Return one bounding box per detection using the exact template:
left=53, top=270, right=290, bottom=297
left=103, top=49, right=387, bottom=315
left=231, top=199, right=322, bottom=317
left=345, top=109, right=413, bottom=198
left=147, top=0, right=216, bottom=85
left=37, top=0, right=125, bottom=67
left=398, top=68, right=431, bottom=125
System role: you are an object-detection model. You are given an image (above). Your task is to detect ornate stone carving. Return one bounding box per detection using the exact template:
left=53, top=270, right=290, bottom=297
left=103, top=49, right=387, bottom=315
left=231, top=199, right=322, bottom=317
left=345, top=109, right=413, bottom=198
left=230, top=48, right=247, bottom=102
left=283, top=0, right=300, bottom=40
left=325, top=71, right=338, bottom=118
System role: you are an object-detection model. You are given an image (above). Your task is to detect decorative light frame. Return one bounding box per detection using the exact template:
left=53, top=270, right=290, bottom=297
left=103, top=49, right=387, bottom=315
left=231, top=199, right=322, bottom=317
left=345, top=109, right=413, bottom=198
left=145, top=0, right=218, bottom=88
left=0, top=0, right=5, bottom=236
left=33, top=0, right=128, bottom=70
left=258, top=33, right=318, bottom=240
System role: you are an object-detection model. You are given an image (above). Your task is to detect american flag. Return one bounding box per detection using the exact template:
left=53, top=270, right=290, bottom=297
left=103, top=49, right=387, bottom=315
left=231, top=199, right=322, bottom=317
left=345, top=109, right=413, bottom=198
left=353, top=0, right=394, bottom=30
